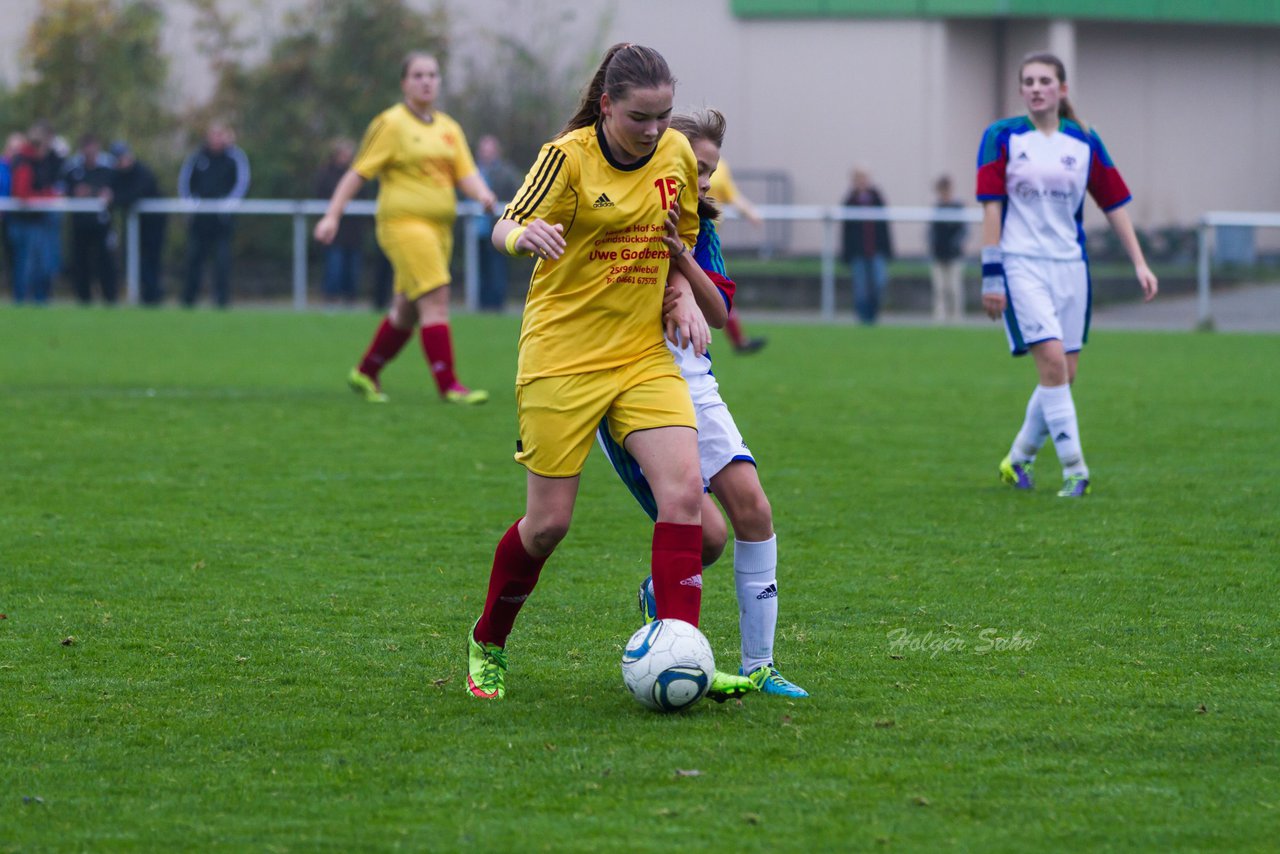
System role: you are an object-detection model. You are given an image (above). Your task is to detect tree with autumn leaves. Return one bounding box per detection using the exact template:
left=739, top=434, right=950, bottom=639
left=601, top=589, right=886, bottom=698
left=1, top=0, right=599, bottom=197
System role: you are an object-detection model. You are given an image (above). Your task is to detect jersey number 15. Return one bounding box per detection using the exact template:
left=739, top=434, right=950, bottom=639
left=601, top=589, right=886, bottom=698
left=654, top=177, right=681, bottom=210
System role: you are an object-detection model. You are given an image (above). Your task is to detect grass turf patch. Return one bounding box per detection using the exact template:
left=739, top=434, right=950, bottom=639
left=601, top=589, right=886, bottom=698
left=2, top=306, right=1277, bottom=850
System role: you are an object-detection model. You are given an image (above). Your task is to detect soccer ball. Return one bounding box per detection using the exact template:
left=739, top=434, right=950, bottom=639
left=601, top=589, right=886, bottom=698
left=621, top=619, right=715, bottom=712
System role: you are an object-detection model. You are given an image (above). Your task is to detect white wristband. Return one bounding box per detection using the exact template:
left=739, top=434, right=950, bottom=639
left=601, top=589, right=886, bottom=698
left=981, top=246, right=1006, bottom=296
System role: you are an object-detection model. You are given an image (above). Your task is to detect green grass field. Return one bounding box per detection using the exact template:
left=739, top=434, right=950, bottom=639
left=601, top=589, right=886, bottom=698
left=3, top=306, right=1277, bottom=851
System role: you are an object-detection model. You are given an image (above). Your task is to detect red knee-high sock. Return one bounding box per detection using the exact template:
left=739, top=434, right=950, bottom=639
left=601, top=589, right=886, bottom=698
left=474, top=519, right=548, bottom=648
left=420, top=323, right=459, bottom=395
left=358, top=318, right=412, bottom=379
left=724, top=309, right=746, bottom=348
left=651, top=522, right=703, bottom=626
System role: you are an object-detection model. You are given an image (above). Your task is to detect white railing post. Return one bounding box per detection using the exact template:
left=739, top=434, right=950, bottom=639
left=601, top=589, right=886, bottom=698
left=1196, top=221, right=1213, bottom=331
left=125, top=208, right=141, bottom=305
left=292, top=208, right=307, bottom=310
left=820, top=209, right=837, bottom=320
left=462, top=207, right=480, bottom=312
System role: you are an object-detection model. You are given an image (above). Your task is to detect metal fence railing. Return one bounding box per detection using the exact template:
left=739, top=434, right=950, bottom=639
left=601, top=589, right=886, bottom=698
left=3, top=197, right=1276, bottom=328
left=1197, top=211, right=1280, bottom=330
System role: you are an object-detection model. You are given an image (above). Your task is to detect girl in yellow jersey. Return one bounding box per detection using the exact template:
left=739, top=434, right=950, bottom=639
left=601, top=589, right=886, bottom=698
left=314, top=52, right=497, bottom=405
left=466, top=43, right=749, bottom=701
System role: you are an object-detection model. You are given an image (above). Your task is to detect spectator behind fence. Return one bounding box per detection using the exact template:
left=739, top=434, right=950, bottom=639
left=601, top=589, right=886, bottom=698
left=110, top=141, right=167, bottom=306
left=928, top=175, right=967, bottom=322
left=62, top=133, right=118, bottom=304
left=314, top=138, right=367, bottom=307
left=0, top=132, right=21, bottom=294
left=178, top=122, right=250, bottom=308
left=473, top=134, right=521, bottom=311
left=9, top=123, right=64, bottom=304
left=840, top=167, right=893, bottom=325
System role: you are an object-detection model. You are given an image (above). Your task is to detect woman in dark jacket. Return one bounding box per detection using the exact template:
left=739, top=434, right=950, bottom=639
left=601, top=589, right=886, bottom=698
left=840, top=167, right=893, bottom=324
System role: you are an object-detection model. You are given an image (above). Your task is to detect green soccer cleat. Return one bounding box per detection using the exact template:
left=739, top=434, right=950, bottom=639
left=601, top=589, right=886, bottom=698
left=348, top=367, right=389, bottom=403
left=444, top=385, right=489, bottom=405
left=466, top=621, right=507, bottom=700
left=744, top=664, right=810, bottom=698
left=999, top=454, right=1034, bottom=490
left=706, top=669, right=759, bottom=703
left=638, top=576, right=657, bottom=625
left=1057, top=474, right=1092, bottom=498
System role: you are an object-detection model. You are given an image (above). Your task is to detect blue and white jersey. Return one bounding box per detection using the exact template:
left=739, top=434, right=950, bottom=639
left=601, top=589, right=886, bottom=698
left=668, top=217, right=735, bottom=402
left=977, top=117, right=1131, bottom=261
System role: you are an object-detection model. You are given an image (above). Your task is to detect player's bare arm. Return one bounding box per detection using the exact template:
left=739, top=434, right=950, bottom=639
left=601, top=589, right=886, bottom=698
left=314, top=168, right=365, bottom=245
left=1105, top=207, right=1158, bottom=302
left=663, top=269, right=711, bottom=356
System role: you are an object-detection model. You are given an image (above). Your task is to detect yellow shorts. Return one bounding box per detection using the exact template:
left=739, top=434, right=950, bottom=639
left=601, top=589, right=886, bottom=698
left=376, top=217, right=453, bottom=300
left=515, top=348, right=696, bottom=478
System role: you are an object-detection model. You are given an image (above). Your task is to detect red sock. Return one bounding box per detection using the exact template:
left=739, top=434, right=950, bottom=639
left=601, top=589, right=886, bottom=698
left=651, top=522, right=703, bottom=626
left=724, top=310, right=746, bottom=348
left=474, top=519, right=548, bottom=647
left=357, top=318, right=412, bottom=380
left=420, top=323, right=460, bottom=395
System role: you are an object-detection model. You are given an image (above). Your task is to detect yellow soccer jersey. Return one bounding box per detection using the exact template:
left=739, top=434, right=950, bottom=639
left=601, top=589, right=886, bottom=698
left=708, top=158, right=740, bottom=205
left=353, top=104, right=478, bottom=224
left=503, top=124, right=699, bottom=382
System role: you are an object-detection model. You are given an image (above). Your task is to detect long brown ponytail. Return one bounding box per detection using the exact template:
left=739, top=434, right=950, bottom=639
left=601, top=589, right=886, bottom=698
left=559, top=43, right=675, bottom=136
left=1019, top=51, right=1088, bottom=132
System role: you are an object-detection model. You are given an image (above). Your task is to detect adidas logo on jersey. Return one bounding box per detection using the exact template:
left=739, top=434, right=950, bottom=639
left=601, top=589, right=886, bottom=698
left=1017, top=151, right=1030, bottom=160
left=680, top=574, right=703, bottom=589
left=756, top=583, right=778, bottom=601
left=592, top=193, right=615, bottom=208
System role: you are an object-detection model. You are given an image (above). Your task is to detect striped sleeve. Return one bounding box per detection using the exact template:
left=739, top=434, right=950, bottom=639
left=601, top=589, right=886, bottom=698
left=975, top=122, right=1009, bottom=201
left=228, top=146, right=250, bottom=200
left=352, top=114, right=393, bottom=180
left=450, top=120, right=479, bottom=184
left=1086, top=128, right=1132, bottom=212
left=707, top=270, right=736, bottom=313
left=694, top=220, right=734, bottom=311
left=503, top=143, right=568, bottom=225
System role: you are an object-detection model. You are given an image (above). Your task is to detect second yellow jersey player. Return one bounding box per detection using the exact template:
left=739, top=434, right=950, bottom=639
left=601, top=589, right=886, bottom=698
left=315, top=52, right=496, bottom=405
left=353, top=103, right=478, bottom=299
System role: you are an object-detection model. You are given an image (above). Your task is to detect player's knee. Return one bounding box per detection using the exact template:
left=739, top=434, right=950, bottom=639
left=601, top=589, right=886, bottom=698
left=671, top=488, right=704, bottom=523
left=523, top=516, right=570, bottom=556
left=729, top=493, right=773, bottom=542
left=653, top=477, right=703, bottom=524
left=388, top=303, right=415, bottom=329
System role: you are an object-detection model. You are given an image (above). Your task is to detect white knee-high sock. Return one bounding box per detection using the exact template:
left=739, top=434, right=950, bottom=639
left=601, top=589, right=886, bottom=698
left=1010, top=386, right=1050, bottom=463
left=1038, top=383, right=1088, bottom=478
left=734, top=535, right=778, bottom=674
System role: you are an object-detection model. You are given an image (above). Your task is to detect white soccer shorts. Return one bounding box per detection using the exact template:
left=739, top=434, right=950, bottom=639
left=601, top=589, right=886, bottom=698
left=691, top=398, right=756, bottom=488
left=1002, top=254, right=1091, bottom=356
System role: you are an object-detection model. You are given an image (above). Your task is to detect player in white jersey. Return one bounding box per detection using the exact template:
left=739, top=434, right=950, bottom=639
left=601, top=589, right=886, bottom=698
left=598, top=109, right=808, bottom=698
left=976, top=52, right=1158, bottom=497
